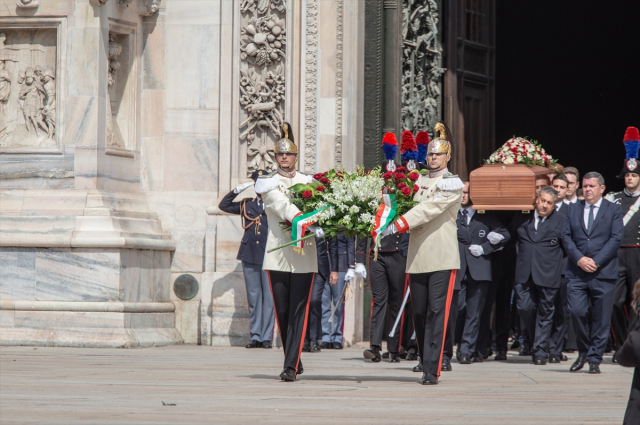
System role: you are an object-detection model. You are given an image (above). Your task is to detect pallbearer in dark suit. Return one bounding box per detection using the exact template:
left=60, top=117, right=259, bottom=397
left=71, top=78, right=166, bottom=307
left=218, top=169, right=274, bottom=349
left=455, top=181, right=510, bottom=365
left=606, top=127, right=640, bottom=356
left=549, top=174, right=571, bottom=362
left=562, top=172, right=623, bottom=374
left=514, top=187, right=566, bottom=365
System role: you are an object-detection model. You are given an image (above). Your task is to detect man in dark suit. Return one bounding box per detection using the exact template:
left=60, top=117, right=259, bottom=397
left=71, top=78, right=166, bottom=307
left=218, top=170, right=274, bottom=349
left=562, top=171, right=624, bottom=373
left=454, top=181, right=510, bottom=365
left=514, top=186, right=566, bottom=365
left=549, top=174, right=571, bottom=362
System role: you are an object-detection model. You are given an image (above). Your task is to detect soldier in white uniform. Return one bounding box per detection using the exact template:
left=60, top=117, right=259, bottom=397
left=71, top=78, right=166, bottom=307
left=254, top=122, right=323, bottom=382
left=382, top=122, right=464, bottom=385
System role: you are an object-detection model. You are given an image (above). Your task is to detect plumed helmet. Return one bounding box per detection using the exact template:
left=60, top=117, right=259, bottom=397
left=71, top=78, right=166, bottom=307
left=274, top=122, right=298, bottom=154
left=618, top=126, right=640, bottom=178
left=427, top=122, right=452, bottom=157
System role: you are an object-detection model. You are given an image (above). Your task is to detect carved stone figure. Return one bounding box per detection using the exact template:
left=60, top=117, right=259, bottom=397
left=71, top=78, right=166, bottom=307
left=0, top=61, right=11, bottom=141
left=240, top=0, right=285, bottom=15
left=18, top=68, right=47, bottom=138
left=41, top=69, right=55, bottom=140
left=106, top=34, right=125, bottom=149
left=240, top=14, right=286, bottom=67
left=16, top=0, right=39, bottom=8
left=401, top=0, right=445, bottom=136
left=137, top=0, right=160, bottom=16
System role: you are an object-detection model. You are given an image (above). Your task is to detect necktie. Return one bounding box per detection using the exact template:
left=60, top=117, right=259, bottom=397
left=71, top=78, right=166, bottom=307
left=460, top=209, right=468, bottom=226
left=586, top=205, right=595, bottom=233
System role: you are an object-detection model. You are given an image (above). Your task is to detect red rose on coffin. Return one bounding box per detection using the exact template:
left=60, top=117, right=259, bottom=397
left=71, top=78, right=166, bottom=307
left=408, top=172, right=419, bottom=181
left=316, top=186, right=326, bottom=192
left=397, top=182, right=407, bottom=189
left=401, top=187, right=411, bottom=196
left=313, top=173, right=324, bottom=180
left=382, top=171, right=393, bottom=180
left=302, top=190, right=313, bottom=199
left=413, top=184, right=419, bottom=192
left=319, top=177, right=330, bottom=184
left=394, top=172, right=408, bottom=180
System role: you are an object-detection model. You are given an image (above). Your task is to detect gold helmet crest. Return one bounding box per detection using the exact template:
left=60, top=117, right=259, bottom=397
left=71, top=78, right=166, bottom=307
left=274, top=123, right=299, bottom=154
left=428, top=122, right=452, bottom=159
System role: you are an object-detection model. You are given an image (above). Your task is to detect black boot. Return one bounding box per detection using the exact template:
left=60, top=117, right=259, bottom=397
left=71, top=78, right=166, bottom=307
left=363, top=346, right=382, bottom=362
left=279, top=368, right=296, bottom=382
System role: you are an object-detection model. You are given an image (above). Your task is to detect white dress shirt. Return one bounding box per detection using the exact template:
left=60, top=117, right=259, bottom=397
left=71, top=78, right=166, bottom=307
left=461, top=206, right=475, bottom=225
left=567, top=195, right=578, bottom=204
left=583, top=197, right=603, bottom=228
left=556, top=201, right=564, bottom=211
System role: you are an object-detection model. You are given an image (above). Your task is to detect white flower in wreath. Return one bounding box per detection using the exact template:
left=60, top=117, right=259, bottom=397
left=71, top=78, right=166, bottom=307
left=504, top=157, right=514, bottom=164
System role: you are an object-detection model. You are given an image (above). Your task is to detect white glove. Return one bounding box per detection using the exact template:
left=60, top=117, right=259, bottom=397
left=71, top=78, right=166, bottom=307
left=354, top=263, right=367, bottom=279
left=381, top=223, right=398, bottom=237
left=487, top=231, right=505, bottom=245
left=345, top=268, right=356, bottom=282
left=234, top=182, right=254, bottom=194
left=469, top=245, right=484, bottom=257
left=307, top=225, right=324, bottom=238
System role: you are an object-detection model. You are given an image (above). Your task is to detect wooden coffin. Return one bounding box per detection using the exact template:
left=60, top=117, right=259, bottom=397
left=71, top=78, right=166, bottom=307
left=469, top=164, right=552, bottom=211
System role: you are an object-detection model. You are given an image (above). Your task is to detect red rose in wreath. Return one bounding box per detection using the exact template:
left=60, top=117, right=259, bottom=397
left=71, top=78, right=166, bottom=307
left=313, top=173, right=324, bottom=180
left=413, top=184, right=419, bottom=192
left=319, top=177, right=331, bottom=184
left=408, top=172, right=419, bottom=181
left=396, top=166, right=407, bottom=172
left=382, top=171, right=393, bottom=180
left=401, top=187, right=411, bottom=196
left=394, top=172, right=408, bottom=180
left=302, top=190, right=313, bottom=199
left=316, top=186, right=326, bottom=192
left=397, top=182, right=407, bottom=189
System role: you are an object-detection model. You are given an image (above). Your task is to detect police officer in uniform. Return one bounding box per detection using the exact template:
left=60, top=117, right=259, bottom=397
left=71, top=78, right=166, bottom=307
left=382, top=122, right=464, bottom=385
left=218, top=169, right=274, bottom=349
left=606, top=126, right=640, bottom=353
left=254, top=122, right=324, bottom=382
left=358, top=139, right=410, bottom=363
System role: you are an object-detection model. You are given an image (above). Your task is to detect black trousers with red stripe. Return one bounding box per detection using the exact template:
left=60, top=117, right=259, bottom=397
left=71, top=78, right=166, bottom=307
left=410, top=270, right=456, bottom=377
left=368, top=251, right=408, bottom=353
left=267, top=271, right=315, bottom=371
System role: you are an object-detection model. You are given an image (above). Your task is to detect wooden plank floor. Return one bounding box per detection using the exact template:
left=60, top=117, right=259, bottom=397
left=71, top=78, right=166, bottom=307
left=0, top=345, right=632, bottom=424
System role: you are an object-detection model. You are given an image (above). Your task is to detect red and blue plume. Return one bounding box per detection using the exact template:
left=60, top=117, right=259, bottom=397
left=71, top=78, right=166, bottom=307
left=623, top=126, right=640, bottom=159
left=400, top=131, right=418, bottom=161
left=415, top=131, right=430, bottom=163
left=381, top=132, right=398, bottom=161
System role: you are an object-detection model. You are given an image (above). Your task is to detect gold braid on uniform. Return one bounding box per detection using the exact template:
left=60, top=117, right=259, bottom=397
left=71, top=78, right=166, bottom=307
left=239, top=198, right=261, bottom=235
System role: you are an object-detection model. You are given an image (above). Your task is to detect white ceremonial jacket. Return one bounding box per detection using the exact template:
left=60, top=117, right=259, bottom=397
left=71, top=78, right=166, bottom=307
left=395, top=171, right=463, bottom=274
left=255, top=171, right=318, bottom=273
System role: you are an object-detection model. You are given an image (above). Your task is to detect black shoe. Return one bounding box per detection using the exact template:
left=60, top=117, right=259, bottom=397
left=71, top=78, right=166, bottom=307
left=406, top=348, right=418, bottom=361
left=363, top=347, right=382, bottom=362
left=382, top=351, right=389, bottom=359
left=297, top=361, right=304, bottom=375
left=412, top=359, right=423, bottom=373
left=279, top=368, right=296, bottom=382
left=510, top=340, right=521, bottom=350
left=549, top=354, right=561, bottom=363
left=246, top=340, right=263, bottom=349
left=495, top=351, right=507, bottom=361
left=561, top=354, right=568, bottom=361
left=519, top=346, right=532, bottom=356
left=472, top=353, right=484, bottom=363
left=309, top=340, right=321, bottom=353
left=570, top=356, right=587, bottom=372
left=533, top=355, right=547, bottom=365
left=319, top=341, right=332, bottom=349
left=389, top=353, right=401, bottom=363
left=483, top=347, right=493, bottom=360
left=262, top=341, right=272, bottom=349
left=441, top=357, right=452, bottom=372
left=588, top=362, right=600, bottom=374
left=422, top=373, right=438, bottom=385
left=459, top=354, right=472, bottom=364
left=332, top=342, right=343, bottom=350
left=302, top=340, right=311, bottom=352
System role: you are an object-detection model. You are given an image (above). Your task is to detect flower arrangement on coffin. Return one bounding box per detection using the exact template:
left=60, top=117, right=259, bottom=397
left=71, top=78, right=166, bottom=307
left=484, top=137, right=558, bottom=169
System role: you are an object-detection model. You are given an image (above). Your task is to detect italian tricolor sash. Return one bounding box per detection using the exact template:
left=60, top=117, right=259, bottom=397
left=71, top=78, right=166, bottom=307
left=290, top=206, right=328, bottom=254
left=371, top=193, right=398, bottom=260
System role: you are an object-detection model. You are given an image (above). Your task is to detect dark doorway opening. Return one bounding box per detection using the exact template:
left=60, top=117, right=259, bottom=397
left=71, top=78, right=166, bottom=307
left=496, top=1, right=640, bottom=191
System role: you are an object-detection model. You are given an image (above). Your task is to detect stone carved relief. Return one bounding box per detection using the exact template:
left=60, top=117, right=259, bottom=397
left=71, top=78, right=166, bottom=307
left=303, top=0, right=319, bottom=173
left=137, top=0, right=160, bottom=16
left=16, top=0, right=39, bottom=8
left=118, top=0, right=134, bottom=9
left=334, top=0, right=344, bottom=166
left=0, top=30, right=57, bottom=150
left=401, top=0, right=445, bottom=137
left=239, top=1, right=286, bottom=176
left=106, top=33, right=125, bottom=149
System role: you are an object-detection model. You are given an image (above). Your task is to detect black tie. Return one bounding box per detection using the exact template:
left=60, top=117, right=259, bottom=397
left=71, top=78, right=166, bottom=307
left=459, top=209, right=468, bottom=226
left=586, top=205, right=595, bottom=234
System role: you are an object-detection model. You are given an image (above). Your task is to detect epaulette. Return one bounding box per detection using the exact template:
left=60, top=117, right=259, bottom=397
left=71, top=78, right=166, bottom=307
left=258, top=171, right=277, bottom=179
left=436, top=174, right=465, bottom=191
left=604, top=192, right=621, bottom=203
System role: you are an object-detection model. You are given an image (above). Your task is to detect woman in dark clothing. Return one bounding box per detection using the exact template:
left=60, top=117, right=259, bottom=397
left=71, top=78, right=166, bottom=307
left=617, top=280, right=640, bottom=425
